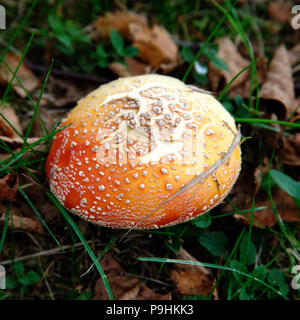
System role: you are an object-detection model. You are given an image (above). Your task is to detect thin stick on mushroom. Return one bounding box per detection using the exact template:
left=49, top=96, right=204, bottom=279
left=120, top=127, right=241, bottom=240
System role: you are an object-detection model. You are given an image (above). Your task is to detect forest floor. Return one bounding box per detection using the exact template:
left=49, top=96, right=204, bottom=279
left=0, top=0, right=299, bottom=300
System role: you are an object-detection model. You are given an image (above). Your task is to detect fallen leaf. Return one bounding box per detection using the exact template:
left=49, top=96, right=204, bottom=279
left=0, top=173, right=19, bottom=201
left=43, top=77, right=96, bottom=107
left=0, top=103, right=22, bottom=137
left=0, top=203, right=43, bottom=233
left=94, top=11, right=179, bottom=73
left=93, top=252, right=171, bottom=300
left=278, top=133, right=300, bottom=166
left=94, top=11, right=148, bottom=39
left=32, top=107, right=54, bottom=137
left=268, top=1, right=291, bottom=24
left=288, top=43, right=300, bottom=66
left=229, top=56, right=268, bottom=98
left=170, top=248, right=218, bottom=299
left=0, top=53, right=39, bottom=98
left=130, top=23, right=178, bottom=71
left=260, top=113, right=282, bottom=151
left=233, top=188, right=300, bottom=228
left=0, top=136, right=39, bottom=152
left=260, top=44, right=296, bottom=120
left=125, top=57, right=151, bottom=75
left=109, top=58, right=150, bottom=77
left=16, top=181, right=59, bottom=224
left=0, top=136, right=41, bottom=163
left=208, top=37, right=250, bottom=93
left=290, top=113, right=300, bottom=124
left=221, top=165, right=299, bottom=228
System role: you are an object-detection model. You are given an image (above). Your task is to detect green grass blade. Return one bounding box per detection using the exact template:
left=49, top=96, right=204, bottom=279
left=0, top=0, right=38, bottom=60
left=1, top=32, right=36, bottom=105
left=242, top=199, right=255, bottom=268
left=138, top=256, right=288, bottom=299
left=18, top=186, right=63, bottom=250
left=47, top=192, right=114, bottom=300
left=267, top=173, right=300, bottom=257
left=23, top=59, right=54, bottom=146
left=230, top=254, right=279, bottom=299
left=182, top=0, right=238, bottom=82
left=0, top=203, right=10, bottom=255
left=270, top=170, right=300, bottom=200
left=213, top=0, right=259, bottom=110
left=81, top=233, right=119, bottom=277
left=0, top=124, right=69, bottom=174
left=0, top=112, right=24, bottom=140
left=235, top=118, right=300, bottom=129
left=218, top=59, right=259, bottom=101
left=211, top=206, right=267, bottom=220
left=208, top=228, right=245, bottom=299
left=0, top=57, right=48, bottom=135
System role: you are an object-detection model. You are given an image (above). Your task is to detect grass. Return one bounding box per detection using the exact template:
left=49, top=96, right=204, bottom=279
left=0, top=0, right=300, bottom=300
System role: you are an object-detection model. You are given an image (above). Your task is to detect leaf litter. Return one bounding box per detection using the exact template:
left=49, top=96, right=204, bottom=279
left=94, top=10, right=179, bottom=73
left=0, top=52, right=39, bottom=98
left=0, top=4, right=300, bottom=300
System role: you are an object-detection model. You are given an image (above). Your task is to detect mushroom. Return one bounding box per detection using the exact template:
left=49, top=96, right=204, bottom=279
left=45, top=74, right=241, bottom=229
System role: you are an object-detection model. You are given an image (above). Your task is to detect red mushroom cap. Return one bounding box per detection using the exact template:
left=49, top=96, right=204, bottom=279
left=46, top=75, right=241, bottom=229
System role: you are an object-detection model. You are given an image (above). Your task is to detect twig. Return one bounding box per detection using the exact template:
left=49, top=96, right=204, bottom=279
left=24, top=58, right=112, bottom=84
left=0, top=240, right=104, bottom=265
left=39, top=259, right=55, bottom=300
left=172, top=37, right=205, bottom=48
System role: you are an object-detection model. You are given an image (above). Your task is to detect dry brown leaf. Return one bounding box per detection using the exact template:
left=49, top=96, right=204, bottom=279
left=130, top=23, right=178, bottom=71
left=0, top=136, right=39, bottom=152
left=94, top=11, right=178, bottom=73
left=43, top=77, right=95, bottom=107
left=94, top=11, right=148, bottom=39
left=278, top=133, right=300, bottom=166
left=290, top=113, right=300, bottom=124
left=222, top=166, right=299, bottom=228
left=109, top=58, right=150, bottom=77
left=14, top=182, right=60, bottom=224
left=0, top=204, right=43, bottom=233
left=125, top=57, right=150, bottom=75
left=288, top=44, right=300, bottom=66
left=93, top=252, right=171, bottom=300
left=229, top=56, right=268, bottom=98
left=208, top=38, right=250, bottom=93
left=260, top=44, right=296, bottom=120
left=32, top=107, right=54, bottom=137
left=233, top=188, right=299, bottom=228
left=0, top=53, right=39, bottom=98
left=0, top=136, right=41, bottom=163
left=268, top=1, right=291, bottom=24
left=0, top=103, right=22, bottom=137
left=170, top=248, right=218, bottom=299
left=108, top=63, right=130, bottom=77
left=0, top=173, right=19, bottom=201
left=260, top=113, right=282, bottom=151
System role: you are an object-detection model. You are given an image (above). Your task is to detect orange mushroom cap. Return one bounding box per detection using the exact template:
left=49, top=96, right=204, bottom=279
left=45, top=74, right=241, bottom=229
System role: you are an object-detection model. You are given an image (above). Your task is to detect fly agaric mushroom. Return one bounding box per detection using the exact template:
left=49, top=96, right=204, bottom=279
left=46, top=74, right=241, bottom=229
